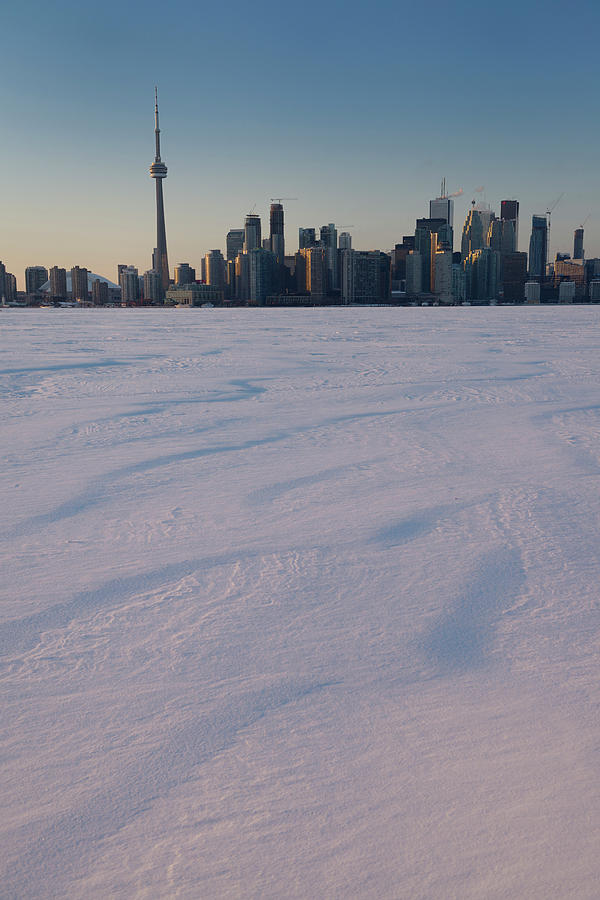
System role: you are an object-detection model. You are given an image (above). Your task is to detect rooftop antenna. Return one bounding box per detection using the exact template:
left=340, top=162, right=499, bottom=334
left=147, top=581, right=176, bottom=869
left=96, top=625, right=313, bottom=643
left=154, top=85, right=161, bottom=161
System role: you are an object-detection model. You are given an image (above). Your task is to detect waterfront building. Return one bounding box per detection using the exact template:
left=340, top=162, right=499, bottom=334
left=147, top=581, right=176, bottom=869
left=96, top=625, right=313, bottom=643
left=49, top=266, right=67, bottom=299
left=205, top=250, right=226, bottom=291
left=320, top=224, right=338, bottom=291
left=71, top=266, right=89, bottom=302
left=406, top=251, right=423, bottom=294
left=91, top=279, right=108, bottom=305
left=463, top=248, right=500, bottom=302
left=502, top=252, right=528, bottom=302
left=341, top=250, right=391, bottom=304
left=589, top=280, right=600, bottom=301
left=120, top=266, right=139, bottom=303
left=5, top=272, right=17, bottom=303
left=166, top=284, right=224, bottom=305
left=554, top=257, right=585, bottom=298
left=270, top=203, right=285, bottom=264
left=248, top=248, right=278, bottom=305
left=25, top=266, right=48, bottom=295
left=235, top=253, right=250, bottom=301
left=525, top=281, right=541, bottom=303
left=297, top=247, right=327, bottom=300
left=225, top=260, right=236, bottom=300
left=559, top=281, right=576, bottom=303
left=528, top=215, right=548, bottom=278
left=452, top=264, right=466, bottom=302
left=415, top=218, right=451, bottom=292
left=143, top=269, right=162, bottom=302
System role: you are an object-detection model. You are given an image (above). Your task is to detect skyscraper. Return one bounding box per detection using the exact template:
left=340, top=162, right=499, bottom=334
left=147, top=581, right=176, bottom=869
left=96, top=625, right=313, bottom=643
left=120, top=266, right=140, bottom=303
left=461, top=203, right=493, bottom=259
left=339, top=232, right=352, bottom=250
left=270, top=203, right=285, bottom=264
left=244, top=214, right=262, bottom=252
left=341, top=250, right=390, bottom=304
left=297, top=247, right=327, bottom=300
left=4, top=272, right=17, bottom=303
left=143, top=269, right=162, bottom=302
left=50, top=266, right=67, bottom=299
left=205, top=251, right=226, bottom=291
left=25, top=266, right=48, bottom=294
left=174, top=263, right=196, bottom=286
left=406, top=252, right=423, bottom=294
left=299, top=227, right=317, bottom=249
left=249, top=248, right=278, bottom=305
left=528, top=215, right=548, bottom=278
left=502, top=252, right=528, bottom=302
left=226, top=229, right=245, bottom=261
left=415, top=218, right=451, bottom=292
left=430, top=196, right=454, bottom=230
left=320, top=224, right=338, bottom=291
left=574, top=228, right=584, bottom=260
left=71, top=266, right=89, bottom=302
left=91, top=279, right=108, bottom=305
left=501, top=200, right=519, bottom=249
left=149, top=88, right=169, bottom=295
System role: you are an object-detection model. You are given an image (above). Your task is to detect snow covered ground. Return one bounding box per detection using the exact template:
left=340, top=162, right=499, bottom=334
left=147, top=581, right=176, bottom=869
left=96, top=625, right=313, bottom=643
left=1, top=306, right=600, bottom=899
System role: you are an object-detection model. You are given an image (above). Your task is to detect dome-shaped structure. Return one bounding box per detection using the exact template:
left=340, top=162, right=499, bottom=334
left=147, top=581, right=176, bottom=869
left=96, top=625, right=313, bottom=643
left=39, top=272, right=120, bottom=293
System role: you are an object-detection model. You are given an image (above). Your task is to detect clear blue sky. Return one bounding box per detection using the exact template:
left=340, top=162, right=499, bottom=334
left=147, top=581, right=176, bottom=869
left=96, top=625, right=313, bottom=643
left=2, top=0, right=599, bottom=287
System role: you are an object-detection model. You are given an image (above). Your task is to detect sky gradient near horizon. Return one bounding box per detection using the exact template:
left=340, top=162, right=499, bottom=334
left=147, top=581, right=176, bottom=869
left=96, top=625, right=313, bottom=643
left=2, top=0, right=599, bottom=287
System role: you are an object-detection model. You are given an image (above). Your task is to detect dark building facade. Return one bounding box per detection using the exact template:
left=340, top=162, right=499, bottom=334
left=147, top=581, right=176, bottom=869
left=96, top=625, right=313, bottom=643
left=50, top=266, right=67, bottom=299
left=528, top=215, right=548, bottom=278
left=501, top=200, right=519, bottom=249
left=269, top=203, right=284, bottom=264
left=502, top=252, right=528, bottom=302
left=226, top=229, right=245, bottom=261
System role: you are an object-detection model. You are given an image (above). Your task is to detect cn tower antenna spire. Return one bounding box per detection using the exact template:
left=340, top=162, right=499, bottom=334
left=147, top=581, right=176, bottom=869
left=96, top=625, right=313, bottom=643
left=149, top=87, right=169, bottom=295
left=154, top=86, right=161, bottom=161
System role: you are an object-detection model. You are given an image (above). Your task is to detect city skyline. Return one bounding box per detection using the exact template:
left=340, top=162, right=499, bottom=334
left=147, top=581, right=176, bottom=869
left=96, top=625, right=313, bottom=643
left=2, top=0, right=599, bottom=287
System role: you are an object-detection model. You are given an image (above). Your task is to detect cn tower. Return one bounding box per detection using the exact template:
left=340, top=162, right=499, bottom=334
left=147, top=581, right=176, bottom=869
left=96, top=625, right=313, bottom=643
left=149, top=87, right=169, bottom=294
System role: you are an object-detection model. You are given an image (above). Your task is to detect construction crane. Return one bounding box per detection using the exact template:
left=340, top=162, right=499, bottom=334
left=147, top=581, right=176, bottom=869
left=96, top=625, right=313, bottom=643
left=546, top=192, right=564, bottom=265
left=269, top=197, right=298, bottom=204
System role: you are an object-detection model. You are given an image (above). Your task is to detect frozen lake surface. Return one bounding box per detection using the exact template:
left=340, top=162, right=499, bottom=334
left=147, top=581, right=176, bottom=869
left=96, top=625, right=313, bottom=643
left=2, top=307, right=600, bottom=898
